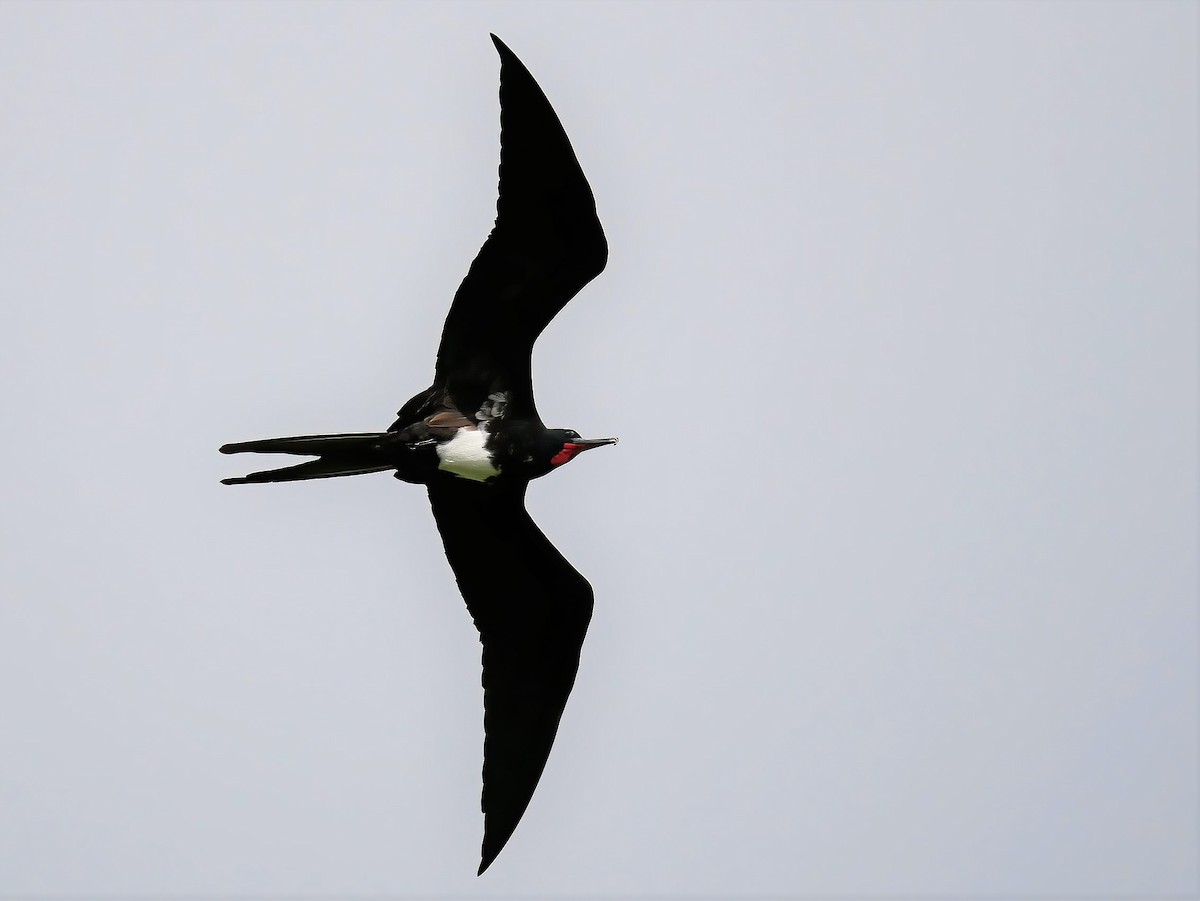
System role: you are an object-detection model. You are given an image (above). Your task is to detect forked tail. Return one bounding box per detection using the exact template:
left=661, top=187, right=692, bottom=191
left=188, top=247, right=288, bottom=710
left=219, top=432, right=393, bottom=485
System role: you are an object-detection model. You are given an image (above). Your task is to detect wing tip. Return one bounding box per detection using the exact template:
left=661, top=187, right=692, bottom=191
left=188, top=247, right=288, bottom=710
left=477, top=833, right=506, bottom=876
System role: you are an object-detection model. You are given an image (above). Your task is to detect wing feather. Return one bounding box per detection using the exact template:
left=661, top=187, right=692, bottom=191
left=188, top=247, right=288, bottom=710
left=427, top=476, right=594, bottom=874
left=434, top=35, right=607, bottom=423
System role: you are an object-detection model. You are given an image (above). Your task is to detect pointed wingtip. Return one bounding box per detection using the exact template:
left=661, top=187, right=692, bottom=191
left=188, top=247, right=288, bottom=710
left=490, top=33, right=512, bottom=57
left=477, top=812, right=524, bottom=875
left=477, top=845, right=500, bottom=876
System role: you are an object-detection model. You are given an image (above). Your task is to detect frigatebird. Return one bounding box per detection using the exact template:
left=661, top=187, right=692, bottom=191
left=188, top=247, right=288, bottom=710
left=220, top=34, right=614, bottom=874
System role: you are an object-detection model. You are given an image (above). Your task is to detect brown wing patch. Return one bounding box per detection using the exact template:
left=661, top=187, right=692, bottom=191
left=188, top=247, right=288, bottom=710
left=425, top=408, right=476, bottom=438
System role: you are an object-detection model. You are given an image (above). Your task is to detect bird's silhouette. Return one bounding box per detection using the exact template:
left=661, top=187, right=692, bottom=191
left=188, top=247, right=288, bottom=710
left=220, top=34, right=613, bottom=874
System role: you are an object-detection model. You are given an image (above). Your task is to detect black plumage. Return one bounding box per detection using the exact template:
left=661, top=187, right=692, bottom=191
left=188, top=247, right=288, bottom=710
left=429, top=478, right=593, bottom=874
left=220, top=34, right=614, bottom=874
left=429, top=35, right=607, bottom=424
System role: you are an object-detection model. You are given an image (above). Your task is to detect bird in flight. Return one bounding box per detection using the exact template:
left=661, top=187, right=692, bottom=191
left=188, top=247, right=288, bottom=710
left=220, top=34, right=614, bottom=874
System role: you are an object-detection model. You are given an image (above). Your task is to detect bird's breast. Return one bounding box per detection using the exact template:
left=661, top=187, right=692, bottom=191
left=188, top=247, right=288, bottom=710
left=435, top=427, right=501, bottom=482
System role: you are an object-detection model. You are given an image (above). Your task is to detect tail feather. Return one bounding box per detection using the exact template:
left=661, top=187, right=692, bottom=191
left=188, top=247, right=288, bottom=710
left=221, top=459, right=393, bottom=485
left=220, top=431, right=394, bottom=485
left=220, top=432, right=386, bottom=457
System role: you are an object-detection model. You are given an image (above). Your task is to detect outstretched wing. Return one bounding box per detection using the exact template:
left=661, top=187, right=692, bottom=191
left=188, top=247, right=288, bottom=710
left=434, top=34, right=607, bottom=424
left=427, top=477, right=594, bottom=874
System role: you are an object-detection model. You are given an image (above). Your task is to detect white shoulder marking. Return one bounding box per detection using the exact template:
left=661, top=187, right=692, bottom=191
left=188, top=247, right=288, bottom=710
left=436, top=426, right=500, bottom=481
left=476, top=391, right=509, bottom=422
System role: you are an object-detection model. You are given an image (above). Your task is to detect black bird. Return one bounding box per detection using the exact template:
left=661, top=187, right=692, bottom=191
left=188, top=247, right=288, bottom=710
left=220, top=35, right=614, bottom=874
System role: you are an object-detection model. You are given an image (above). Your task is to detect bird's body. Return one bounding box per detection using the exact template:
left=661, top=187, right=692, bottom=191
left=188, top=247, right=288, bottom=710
left=436, top=426, right=501, bottom=482
left=220, top=35, right=614, bottom=874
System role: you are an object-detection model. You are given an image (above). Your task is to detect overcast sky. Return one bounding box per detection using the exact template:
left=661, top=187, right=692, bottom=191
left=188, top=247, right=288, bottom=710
left=1, top=1, right=1196, bottom=898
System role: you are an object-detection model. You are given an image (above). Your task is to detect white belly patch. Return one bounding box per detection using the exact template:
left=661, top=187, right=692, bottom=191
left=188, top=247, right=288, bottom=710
left=436, top=427, right=500, bottom=481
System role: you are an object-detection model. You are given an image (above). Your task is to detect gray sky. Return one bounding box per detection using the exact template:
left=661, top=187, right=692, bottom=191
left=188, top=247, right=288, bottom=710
left=1, top=1, right=1196, bottom=897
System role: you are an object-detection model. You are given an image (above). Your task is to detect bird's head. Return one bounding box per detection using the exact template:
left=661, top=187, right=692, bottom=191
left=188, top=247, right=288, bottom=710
left=546, top=429, right=619, bottom=467
left=497, top=426, right=617, bottom=480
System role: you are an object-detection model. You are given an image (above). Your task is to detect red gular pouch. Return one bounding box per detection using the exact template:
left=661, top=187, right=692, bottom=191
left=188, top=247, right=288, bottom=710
left=551, top=437, right=618, bottom=467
